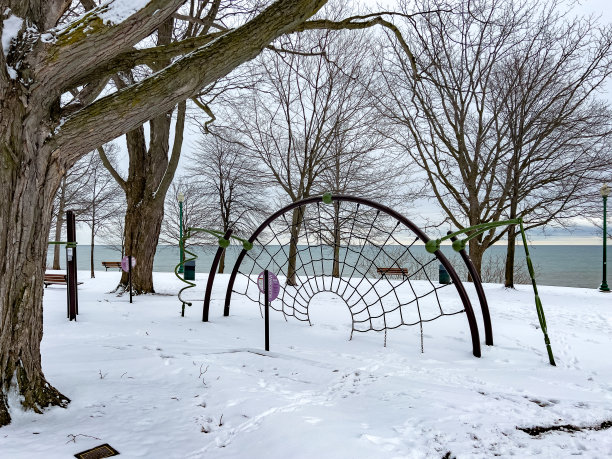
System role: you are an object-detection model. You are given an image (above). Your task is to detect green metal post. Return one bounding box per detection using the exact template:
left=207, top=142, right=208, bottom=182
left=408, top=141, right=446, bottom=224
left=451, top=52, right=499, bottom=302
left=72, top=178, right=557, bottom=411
left=600, top=191, right=609, bottom=292
left=178, top=194, right=184, bottom=274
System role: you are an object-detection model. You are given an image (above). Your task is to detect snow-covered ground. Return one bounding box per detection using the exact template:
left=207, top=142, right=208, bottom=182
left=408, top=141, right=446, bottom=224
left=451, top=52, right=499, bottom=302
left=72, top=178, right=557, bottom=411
left=1, top=271, right=611, bottom=458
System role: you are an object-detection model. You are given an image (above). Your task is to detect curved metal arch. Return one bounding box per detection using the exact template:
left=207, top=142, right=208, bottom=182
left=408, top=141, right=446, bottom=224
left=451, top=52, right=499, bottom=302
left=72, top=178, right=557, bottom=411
left=224, top=194, right=481, bottom=358
left=448, top=231, right=493, bottom=346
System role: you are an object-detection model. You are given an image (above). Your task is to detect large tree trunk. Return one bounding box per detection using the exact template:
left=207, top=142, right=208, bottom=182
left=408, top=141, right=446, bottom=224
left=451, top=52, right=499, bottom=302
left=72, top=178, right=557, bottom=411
left=120, top=195, right=165, bottom=293
left=0, top=96, right=69, bottom=426
left=114, top=20, right=183, bottom=294
left=117, top=112, right=171, bottom=293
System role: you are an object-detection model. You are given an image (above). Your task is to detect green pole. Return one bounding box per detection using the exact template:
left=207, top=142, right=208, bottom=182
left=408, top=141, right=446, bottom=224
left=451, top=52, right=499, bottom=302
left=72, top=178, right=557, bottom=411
left=518, top=219, right=556, bottom=366
left=600, top=186, right=610, bottom=292
left=178, top=193, right=184, bottom=274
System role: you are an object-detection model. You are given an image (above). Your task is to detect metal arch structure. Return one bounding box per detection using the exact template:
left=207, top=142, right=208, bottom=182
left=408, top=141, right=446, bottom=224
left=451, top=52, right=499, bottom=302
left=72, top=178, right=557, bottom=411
left=448, top=231, right=493, bottom=346
left=224, top=194, right=483, bottom=358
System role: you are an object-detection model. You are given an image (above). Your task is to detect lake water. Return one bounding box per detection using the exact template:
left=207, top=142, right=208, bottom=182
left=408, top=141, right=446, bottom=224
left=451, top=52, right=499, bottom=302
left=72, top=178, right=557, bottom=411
left=47, top=243, right=611, bottom=289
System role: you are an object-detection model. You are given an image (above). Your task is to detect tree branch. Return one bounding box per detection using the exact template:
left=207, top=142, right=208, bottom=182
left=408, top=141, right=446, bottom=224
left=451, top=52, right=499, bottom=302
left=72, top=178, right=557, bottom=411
left=155, top=100, right=186, bottom=202
left=71, top=32, right=226, bottom=88
left=172, top=13, right=227, bottom=32
left=191, top=97, right=216, bottom=133
left=49, top=0, right=329, bottom=163
left=296, top=16, right=418, bottom=78
left=36, top=0, right=184, bottom=107
left=97, top=146, right=126, bottom=192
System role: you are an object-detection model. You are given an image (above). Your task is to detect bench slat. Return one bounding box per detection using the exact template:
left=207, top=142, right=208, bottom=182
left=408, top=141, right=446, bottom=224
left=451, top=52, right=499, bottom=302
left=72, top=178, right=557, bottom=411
left=376, top=267, right=409, bottom=277
left=44, top=273, right=83, bottom=287
left=102, top=261, right=122, bottom=271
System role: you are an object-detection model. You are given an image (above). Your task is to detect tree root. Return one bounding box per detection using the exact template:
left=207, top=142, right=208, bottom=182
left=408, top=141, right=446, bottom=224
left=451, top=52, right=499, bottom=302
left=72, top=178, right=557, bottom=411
left=0, top=366, right=70, bottom=427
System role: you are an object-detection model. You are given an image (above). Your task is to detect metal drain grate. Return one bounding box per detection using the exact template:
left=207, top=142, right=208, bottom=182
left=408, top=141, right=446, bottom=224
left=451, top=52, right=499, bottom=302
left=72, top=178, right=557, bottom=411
left=74, top=443, right=119, bottom=458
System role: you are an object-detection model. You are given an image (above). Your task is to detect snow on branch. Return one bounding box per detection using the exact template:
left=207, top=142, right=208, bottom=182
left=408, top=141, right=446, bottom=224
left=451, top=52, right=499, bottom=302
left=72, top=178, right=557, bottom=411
left=40, top=0, right=184, bottom=100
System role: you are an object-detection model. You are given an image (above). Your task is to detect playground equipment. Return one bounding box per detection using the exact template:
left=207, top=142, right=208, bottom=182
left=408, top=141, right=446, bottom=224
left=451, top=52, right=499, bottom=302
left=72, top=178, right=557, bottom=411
left=176, top=193, right=554, bottom=366
left=224, top=193, right=485, bottom=358
left=175, top=228, right=252, bottom=318
left=426, top=219, right=556, bottom=366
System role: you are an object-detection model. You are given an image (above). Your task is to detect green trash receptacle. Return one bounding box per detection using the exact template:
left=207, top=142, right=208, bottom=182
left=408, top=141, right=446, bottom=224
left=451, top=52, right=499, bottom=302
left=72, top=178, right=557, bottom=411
left=439, top=264, right=451, bottom=284
left=184, top=260, right=196, bottom=281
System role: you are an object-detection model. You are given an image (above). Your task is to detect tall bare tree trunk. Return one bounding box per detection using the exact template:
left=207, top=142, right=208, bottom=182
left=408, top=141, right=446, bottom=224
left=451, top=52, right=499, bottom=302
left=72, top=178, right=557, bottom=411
left=468, top=240, right=485, bottom=282
left=218, top=250, right=226, bottom=274
left=117, top=112, right=172, bottom=293
left=332, top=201, right=340, bottom=278
left=287, top=207, right=305, bottom=286
left=52, top=176, right=67, bottom=269
left=0, top=96, right=69, bottom=426
left=121, top=196, right=165, bottom=293
left=505, top=226, right=517, bottom=287
left=504, top=157, right=520, bottom=288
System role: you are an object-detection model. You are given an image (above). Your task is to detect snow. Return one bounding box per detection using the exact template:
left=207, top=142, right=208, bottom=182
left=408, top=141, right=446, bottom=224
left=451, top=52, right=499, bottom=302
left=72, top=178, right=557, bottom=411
left=2, top=13, right=23, bottom=54
left=1, top=271, right=611, bottom=458
left=98, top=0, right=152, bottom=26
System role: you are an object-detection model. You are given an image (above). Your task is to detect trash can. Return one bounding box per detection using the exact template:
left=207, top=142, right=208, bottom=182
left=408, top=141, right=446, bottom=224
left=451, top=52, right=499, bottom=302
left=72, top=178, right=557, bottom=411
left=439, top=264, right=451, bottom=284
left=184, top=260, right=196, bottom=281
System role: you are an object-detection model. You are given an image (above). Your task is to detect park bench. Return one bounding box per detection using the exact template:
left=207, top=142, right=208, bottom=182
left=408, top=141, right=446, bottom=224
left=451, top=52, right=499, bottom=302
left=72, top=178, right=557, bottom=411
left=376, top=267, right=409, bottom=279
left=43, top=273, right=83, bottom=288
left=102, top=261, right=122, bottom=271
left=44, top=273, right=67, bottom=287
left=43, top=273, right=84, bottom=288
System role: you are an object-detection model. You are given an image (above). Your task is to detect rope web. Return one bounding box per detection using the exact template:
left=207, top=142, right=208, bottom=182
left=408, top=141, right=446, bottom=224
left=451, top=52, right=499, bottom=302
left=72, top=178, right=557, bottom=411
left=231, top=199, right=466, bottom=350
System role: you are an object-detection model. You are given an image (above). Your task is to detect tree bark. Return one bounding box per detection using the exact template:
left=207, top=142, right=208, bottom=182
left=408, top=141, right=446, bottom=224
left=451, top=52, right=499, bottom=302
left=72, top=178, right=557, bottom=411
left=332, top=201, right=340, bottom=278
left=287, top=206, right=305, bottom=286
left=468, top=240, right=485, bottom=282
left=0, top=92, right=69, bottom=426
left=504, top=226, right=517, bottom=288
left=218, top=250, right=226, bottom=274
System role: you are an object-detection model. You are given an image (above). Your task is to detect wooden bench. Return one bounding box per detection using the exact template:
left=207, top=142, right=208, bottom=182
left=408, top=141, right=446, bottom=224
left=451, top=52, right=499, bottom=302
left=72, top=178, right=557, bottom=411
left=376, top=267, right=409, bottom=278
left=43, top=273, right=84, bottom=288
left=102, top=261, right=122, bottom=271
left=44, top=273, right=67, bottom=287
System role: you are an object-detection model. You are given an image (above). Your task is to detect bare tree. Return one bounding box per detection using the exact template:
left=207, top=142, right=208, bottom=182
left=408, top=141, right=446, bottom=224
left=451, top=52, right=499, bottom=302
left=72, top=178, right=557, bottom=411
left=0, top=0, right=417, bottom=428
left=221, top=27, right=390, bottom=283
left=184, top=131, right=268, bottom=272
left=381, top=0, right=612, bottom=280
left=77, top=146, right=124, bottom=278
left=97, top=211, right=127, bottom=258
left=49, top=156, right=95, bottom=269
left=487, top=8, right=612, bottom=287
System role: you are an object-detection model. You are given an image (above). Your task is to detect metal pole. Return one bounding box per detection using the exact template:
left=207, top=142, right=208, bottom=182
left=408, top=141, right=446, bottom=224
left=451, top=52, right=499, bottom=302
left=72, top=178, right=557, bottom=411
left=264, top=269, right=270, bottom=351
left=178, top=200, right=184, bottom=274
left=129, top=255, right=133, bottom=303
left=449, top=231, right=493, bottom=345
left=66, top=210, right=78, bottom=320
left=203, top=229, right=233, bottom=322
left=600, top=195, right=610, bottom=292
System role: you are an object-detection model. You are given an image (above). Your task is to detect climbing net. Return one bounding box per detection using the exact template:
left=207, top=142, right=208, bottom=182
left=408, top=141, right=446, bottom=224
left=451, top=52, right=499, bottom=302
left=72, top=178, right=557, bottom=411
left=228, top=196, right=469, bottom=350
